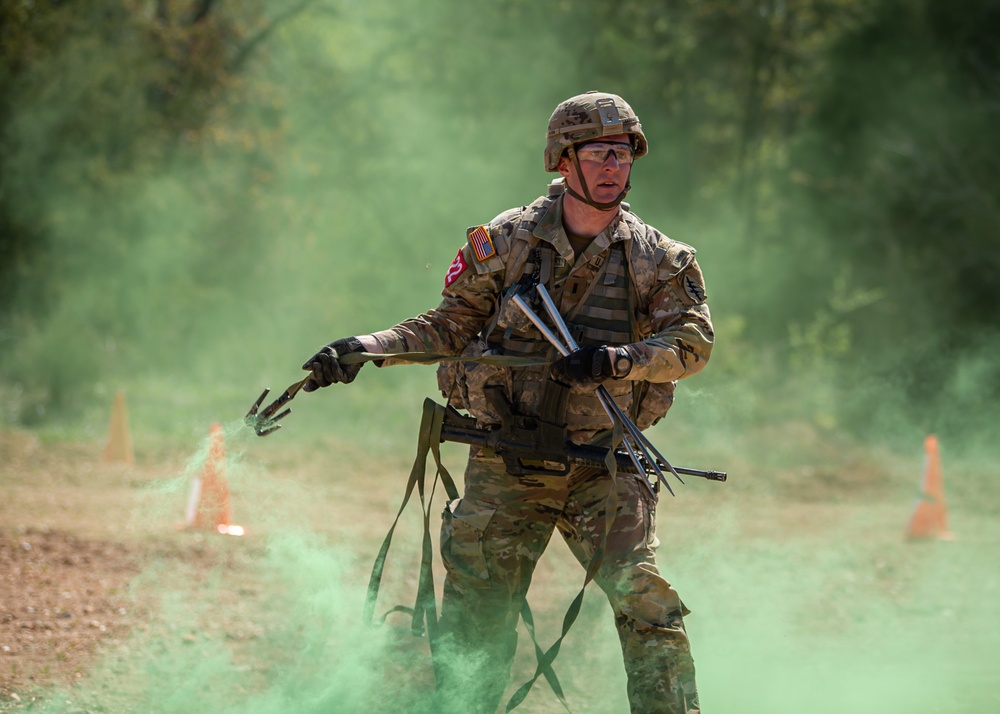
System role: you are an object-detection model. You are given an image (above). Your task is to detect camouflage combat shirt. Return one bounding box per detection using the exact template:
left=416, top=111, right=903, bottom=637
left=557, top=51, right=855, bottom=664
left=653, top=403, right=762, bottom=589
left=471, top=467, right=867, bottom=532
left=370, top=185, right=714, bottom=443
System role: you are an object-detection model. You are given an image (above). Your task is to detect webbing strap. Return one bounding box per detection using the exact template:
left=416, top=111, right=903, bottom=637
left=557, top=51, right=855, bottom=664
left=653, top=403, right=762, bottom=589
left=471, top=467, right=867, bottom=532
left=364, top=399, right=458, bottom=643
left=503, top=418, right=624, bottom=713
left=520, top=599, right=572, bottom=713
left=359, top=345, right=549, bottom=636
left=365, top=398, right=572, bottom=711
left=339, top=350, right=549, bottom=367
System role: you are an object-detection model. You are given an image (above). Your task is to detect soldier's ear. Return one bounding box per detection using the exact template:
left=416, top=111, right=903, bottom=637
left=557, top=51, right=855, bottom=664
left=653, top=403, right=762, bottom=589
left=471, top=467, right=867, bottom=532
left=557, top=154, right=572, bottom=178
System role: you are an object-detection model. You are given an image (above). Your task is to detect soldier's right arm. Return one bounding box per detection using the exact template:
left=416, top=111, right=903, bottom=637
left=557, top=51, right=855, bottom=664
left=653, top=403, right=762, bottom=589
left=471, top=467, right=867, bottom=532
left=300, top=231, right=506, bottom=386
left=366, top=242, right=505, bottom=361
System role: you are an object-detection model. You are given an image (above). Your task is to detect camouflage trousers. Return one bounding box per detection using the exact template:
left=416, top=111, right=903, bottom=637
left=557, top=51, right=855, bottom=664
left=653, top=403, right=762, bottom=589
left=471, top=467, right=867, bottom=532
left=433, top=449, right=700, bottom=714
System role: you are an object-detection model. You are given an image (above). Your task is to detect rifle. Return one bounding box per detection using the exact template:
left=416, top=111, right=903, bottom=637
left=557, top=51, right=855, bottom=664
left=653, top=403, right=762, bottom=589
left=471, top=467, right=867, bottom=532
left=432, top=398, right=726, bottom=484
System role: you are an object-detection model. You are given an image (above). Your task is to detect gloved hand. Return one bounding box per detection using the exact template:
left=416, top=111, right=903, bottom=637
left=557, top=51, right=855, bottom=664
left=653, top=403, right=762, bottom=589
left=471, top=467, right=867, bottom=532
left=301, top=336, right=367, bottom=391
left=550, top=345, right=632, bottom=386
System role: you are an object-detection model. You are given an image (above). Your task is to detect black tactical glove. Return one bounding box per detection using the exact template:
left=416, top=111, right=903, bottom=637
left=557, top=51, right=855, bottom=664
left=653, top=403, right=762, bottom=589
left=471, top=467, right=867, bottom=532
left=550, top=345, right=633, bottom=386
left=301, top=336, right=367, bottom=391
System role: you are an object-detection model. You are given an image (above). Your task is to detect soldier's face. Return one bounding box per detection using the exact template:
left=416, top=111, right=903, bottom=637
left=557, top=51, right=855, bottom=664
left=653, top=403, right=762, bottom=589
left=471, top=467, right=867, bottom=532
left=558, top=133, right=633, bottom=204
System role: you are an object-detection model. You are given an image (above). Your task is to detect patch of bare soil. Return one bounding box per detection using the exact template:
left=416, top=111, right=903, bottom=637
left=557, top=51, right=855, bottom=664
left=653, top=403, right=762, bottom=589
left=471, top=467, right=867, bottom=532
left=0, top=426, right=390, bottom=711
left=0, top=529, right=138, bottom=704
left=0, top=421, right=950, bottom=713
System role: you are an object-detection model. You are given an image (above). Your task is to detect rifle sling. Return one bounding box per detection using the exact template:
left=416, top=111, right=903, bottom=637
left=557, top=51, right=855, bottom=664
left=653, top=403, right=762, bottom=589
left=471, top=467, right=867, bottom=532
left=339, top=350, right=550, bottom=367
left=365, top=398, right=574, bottom=712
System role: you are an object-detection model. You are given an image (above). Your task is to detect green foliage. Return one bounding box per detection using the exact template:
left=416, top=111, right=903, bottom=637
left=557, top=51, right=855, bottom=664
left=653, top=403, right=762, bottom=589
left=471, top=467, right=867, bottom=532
left=0, top=0, right=292, bottom=419
left=0, top=0, right=997, bottom=451
left=789, top=267, right=886, bottom=374
left=785, top=0, right=1000, bottom=439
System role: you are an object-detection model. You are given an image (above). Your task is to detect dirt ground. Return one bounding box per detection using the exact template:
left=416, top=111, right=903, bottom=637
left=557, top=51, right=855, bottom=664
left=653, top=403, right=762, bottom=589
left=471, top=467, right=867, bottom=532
left=0, top=528, right=137, bottom=697
left=0, top=425, right=425, bottom=712
left=0, top=431, right=138, bottom=707
left=0, top=420, right=887, bottom=710
left=1, top=421, right=995, bottom=714
left=0, top=429, right=247, bottom=710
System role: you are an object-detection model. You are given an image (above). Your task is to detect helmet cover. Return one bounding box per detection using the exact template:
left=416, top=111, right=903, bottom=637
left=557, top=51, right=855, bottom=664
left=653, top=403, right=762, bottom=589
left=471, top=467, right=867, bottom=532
left=544, top=91, right=648, bottom=172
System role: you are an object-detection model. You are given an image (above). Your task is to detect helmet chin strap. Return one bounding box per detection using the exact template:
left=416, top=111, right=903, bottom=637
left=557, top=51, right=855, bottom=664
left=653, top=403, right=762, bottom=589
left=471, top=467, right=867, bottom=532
left=565, top=148, right=631, bottom=211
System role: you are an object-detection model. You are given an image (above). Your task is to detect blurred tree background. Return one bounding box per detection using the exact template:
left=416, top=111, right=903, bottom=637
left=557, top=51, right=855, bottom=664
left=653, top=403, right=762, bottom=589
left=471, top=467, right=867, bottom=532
left=1, top=0, right=997, bottom=451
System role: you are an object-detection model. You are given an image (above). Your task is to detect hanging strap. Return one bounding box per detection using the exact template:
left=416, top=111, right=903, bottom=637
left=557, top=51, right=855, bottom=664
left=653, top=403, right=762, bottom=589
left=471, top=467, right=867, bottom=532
left=520, top=599, right=571, bottom=713
left=364, top=399, right=459, bottom=643
left=503, top=418, right=625, bottom=713
left=340, top=350, right=549, bottom=368
left=357, top=342, right=553, bottom=633
left=365, top=398, right=573, bottom=712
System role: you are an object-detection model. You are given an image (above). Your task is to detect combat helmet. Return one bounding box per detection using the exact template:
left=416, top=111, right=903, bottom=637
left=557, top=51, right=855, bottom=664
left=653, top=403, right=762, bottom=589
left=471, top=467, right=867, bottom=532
left=544, top=91, right=648, bottom=172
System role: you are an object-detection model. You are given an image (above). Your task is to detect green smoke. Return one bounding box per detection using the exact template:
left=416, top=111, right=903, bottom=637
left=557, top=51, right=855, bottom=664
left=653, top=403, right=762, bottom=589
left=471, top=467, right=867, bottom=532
left=3, top=0, right=997, bottom=449
left=25, top=430, right=1000, bottom=713
left=2, top=0, right=999, bottom=711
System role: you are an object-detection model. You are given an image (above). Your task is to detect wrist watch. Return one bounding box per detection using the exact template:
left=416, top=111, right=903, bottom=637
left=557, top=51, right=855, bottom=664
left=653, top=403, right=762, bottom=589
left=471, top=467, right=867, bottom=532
left=611, top=347, right=633, bottom=378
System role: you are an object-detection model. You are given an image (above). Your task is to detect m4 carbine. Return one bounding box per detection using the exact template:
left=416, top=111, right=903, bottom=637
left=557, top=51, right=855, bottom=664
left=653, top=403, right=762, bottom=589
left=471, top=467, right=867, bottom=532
left=432, top=398, right=726, bottom=484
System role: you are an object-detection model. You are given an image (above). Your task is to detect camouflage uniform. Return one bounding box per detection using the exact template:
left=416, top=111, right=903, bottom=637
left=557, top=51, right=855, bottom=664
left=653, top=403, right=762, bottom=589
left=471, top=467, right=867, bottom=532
left=310, top=92, right=713, bottom=713
left=365, top=183, right=713, bottom=714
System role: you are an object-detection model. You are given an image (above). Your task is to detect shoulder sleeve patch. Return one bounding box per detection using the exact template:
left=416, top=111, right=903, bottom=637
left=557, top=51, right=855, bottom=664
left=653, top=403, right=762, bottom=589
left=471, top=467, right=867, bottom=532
left=444, top=247, right=468, bottom=287
left=656, top=238, right=697, bottom=280
left=682, top=269, right=707, bottom=303
left=468, top=225, right=497, bottom=261
left=465, top=221, right=507, bottom=275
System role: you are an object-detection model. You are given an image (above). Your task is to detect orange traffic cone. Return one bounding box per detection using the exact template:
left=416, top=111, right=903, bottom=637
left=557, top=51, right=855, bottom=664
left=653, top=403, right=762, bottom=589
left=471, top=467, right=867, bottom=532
left=182, top=423, right=245, bottom=536
left=103, top=390, right=134, bottom=466
left=905, top=434, right=955, bottom=541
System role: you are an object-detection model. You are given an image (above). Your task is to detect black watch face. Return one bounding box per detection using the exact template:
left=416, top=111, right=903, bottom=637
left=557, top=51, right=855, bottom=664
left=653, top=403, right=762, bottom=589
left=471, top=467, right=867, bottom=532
left=615, top=355, right=630, bottom=372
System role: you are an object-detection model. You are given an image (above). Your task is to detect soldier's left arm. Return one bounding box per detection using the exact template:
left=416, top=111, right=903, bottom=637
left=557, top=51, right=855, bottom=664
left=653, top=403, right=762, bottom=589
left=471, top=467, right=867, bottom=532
left=355, top=217, right=514, bottom=364
left=625, top=240, right=715, bottom=383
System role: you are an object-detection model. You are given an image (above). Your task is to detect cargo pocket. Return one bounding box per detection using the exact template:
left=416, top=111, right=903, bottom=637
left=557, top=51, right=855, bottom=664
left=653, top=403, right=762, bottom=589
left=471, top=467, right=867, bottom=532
left=635, top=380, right=675, bottom=429
left=436, top=360, right=467, bottom=409
left=440, top=498, right=498, bottom=583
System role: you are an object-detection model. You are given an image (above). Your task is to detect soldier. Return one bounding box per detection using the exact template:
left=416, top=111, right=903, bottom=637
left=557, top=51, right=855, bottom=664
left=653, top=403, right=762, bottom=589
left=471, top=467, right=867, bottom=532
left=302, top=91, right=714, bottom=714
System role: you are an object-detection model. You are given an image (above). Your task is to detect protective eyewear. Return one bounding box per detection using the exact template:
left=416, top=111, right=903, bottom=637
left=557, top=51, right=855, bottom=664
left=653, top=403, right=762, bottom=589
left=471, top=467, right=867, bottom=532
left=575, top=142, right=635, bottom=164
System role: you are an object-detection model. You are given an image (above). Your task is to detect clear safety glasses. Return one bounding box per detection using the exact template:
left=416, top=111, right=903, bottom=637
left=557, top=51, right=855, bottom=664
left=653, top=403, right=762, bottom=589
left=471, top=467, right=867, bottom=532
left=574, top=142, right=635, bottom=164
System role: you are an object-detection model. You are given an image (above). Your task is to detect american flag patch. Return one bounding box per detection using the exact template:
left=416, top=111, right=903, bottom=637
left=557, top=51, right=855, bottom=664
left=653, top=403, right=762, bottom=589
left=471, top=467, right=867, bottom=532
left=468, top=225, right=496, bottom=262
